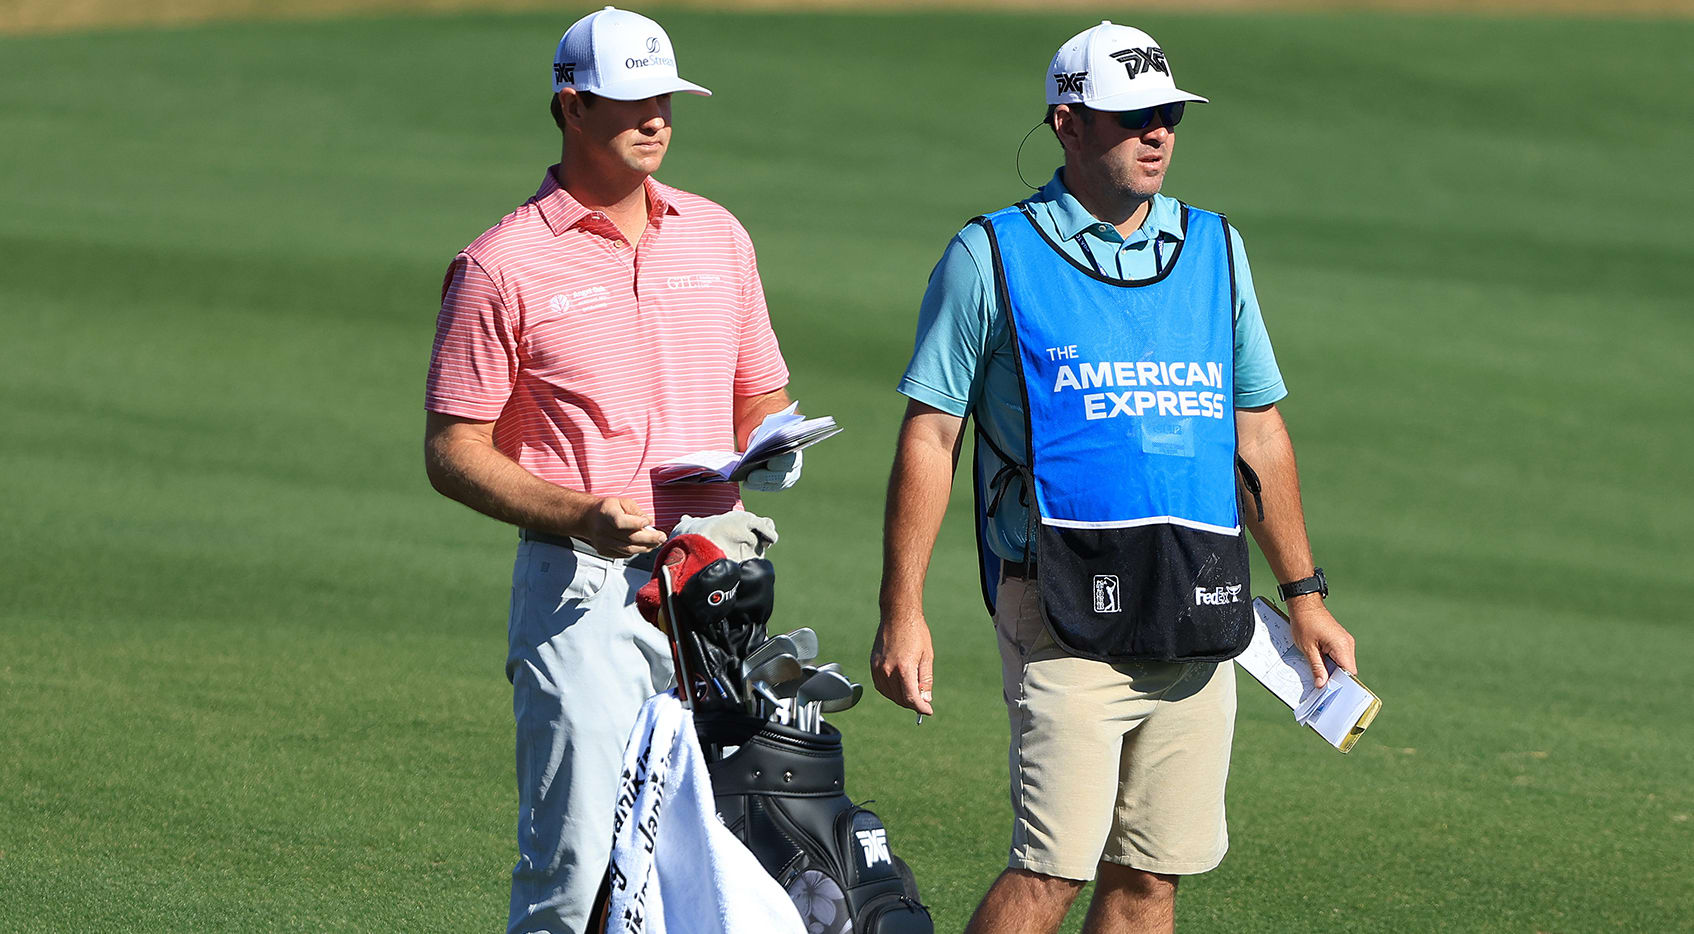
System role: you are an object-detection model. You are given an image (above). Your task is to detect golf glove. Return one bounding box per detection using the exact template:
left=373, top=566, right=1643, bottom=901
left=742, top=450, right=802, bottom=493
left=671, top=511, right=779, bottom=561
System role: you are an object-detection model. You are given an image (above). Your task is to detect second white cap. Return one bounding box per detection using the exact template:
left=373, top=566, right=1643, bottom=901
left=1046, top=21, right=1207, bottom=111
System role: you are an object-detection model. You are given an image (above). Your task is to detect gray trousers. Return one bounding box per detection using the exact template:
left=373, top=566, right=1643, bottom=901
left=505, top=540, right=673, bottom=934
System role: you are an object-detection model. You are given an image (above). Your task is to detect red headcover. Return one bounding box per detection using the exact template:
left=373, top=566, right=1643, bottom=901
left=636, top=534, right=728, bottom=624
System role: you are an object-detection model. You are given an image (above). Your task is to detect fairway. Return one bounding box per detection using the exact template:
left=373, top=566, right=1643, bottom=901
left=2, top=6, right=1692, bottom=932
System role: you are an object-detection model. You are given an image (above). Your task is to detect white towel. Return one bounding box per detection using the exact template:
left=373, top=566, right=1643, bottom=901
left=605, top=692, right=807, bottom=934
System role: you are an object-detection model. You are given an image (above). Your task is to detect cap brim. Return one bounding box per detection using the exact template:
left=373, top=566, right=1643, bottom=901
left=1086, top=87, right=1208, bottom=111
left=592, top=74, right=712, bottom=100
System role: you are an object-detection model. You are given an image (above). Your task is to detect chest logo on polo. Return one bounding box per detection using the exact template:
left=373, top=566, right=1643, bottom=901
left=663, top=274, right=725, bottom=290
left=548, top=286, right=610, bottom=316
left=1093, top=575, right=1121, bottom=613
left=1110, top=47, right=1169, bottom=79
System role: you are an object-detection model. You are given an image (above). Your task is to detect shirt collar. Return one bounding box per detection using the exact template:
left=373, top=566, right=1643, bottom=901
left=533, top=166, right=681, bottom=237
left=1035, top=169, right=1184, bottom=246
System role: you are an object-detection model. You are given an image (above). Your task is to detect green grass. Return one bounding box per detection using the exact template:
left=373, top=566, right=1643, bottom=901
left=3, top=8, right=1692, bottom=932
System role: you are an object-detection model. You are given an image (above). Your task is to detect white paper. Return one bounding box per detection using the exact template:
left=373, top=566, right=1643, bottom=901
left=1235, top=597, right=1321, bottom=710
left=1236, top=597, right=1377, bottom=751
left=654, top=405, right=842, bottom=484
left=1302, top=666, right=1377, bottom=748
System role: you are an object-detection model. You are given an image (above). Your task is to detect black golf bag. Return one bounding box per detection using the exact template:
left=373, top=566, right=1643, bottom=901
left=697, top=712, right=933, bottom=934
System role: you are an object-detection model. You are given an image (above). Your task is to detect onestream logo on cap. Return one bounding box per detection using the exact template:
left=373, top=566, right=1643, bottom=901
left=1046, top=21, right=1207, bottom=112
left=552, top=5, right=712, bottom=99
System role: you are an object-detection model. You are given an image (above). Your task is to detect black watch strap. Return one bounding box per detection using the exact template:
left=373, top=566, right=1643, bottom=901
left=1277, top=567, right=1328, bottom=601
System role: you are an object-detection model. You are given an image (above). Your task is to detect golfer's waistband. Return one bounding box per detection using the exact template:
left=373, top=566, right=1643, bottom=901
left=1001, top=557, right=1037, bottom=580
left=519, top=528, right=658, bottom=573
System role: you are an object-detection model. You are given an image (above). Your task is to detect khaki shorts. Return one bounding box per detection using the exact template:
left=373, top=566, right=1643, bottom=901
left=995, top=574, right=1236, bottom=881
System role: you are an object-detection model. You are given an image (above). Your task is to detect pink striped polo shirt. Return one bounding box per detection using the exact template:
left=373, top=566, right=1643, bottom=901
left=426, top=166, right=789, bottom=530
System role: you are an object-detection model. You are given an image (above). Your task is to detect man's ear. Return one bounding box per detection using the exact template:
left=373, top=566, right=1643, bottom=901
left=557, top=88, right=586, bottom=129
left=1051, top=104, right=1082, bottom=153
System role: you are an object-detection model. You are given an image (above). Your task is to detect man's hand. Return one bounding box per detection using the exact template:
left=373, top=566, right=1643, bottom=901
left=871, top=608, right=935, bottom=716
left=1287, top=596, right=1357, bottom=689
left=582, top=497, right=666, bottom=558
left=742, top=449, right=802, bottom=493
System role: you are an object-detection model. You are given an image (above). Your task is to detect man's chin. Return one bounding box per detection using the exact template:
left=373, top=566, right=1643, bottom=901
left=620, top=153, right=666, bottom=176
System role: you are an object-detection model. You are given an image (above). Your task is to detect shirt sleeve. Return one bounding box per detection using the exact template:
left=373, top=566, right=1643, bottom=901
left=424, top=254, right=519, bottom=420
left=896, top=226, right=997, bottom=418
left=732, top=229, right=790, bottom=398
left=1229, top=226, right=1289, bottom=408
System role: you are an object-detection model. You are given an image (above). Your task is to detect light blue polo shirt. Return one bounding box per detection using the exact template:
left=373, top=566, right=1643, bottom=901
left=897, top=170, right=1287, bottom=560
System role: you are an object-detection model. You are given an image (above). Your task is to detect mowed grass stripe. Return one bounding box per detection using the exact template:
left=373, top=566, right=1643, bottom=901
left=2, top=9, right=1691, bottom=932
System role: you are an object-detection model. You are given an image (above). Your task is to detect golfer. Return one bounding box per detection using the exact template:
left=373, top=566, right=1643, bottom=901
left=422, top=8, right=800, bottom=932
left=872, top=22, right=1359, bottom=933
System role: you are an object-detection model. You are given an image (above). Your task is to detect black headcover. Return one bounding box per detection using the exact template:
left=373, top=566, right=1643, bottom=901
left=724, top=558, right=776, bottom=663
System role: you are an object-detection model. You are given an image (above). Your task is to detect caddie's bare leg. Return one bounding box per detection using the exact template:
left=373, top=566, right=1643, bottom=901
left=1081, top=862, right=1177, bottom=934
left=964, top=868, right=1085, bottom=934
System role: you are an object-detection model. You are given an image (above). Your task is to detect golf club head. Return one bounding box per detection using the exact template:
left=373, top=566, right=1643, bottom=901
left=739, top=635, right=798, bottom=681
left=745, top=654, right=802, bottom=694
left=818, top=682, right=863, bottom=714
left=782, top=627, right=819, bottom=663
left=795, top=669, right=855, bottom=710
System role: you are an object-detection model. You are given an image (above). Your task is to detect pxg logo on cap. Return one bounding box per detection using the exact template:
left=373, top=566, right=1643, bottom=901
left=1046, top=21, right=1207, bottom=113
left=552, top=5, right=712, bottom=99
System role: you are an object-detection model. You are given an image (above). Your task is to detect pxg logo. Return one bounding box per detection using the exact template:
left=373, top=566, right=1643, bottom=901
left=1093, top=575, right=1121, bottom=614
left=553, top=61, right=577, bottom=84
left=855, top=828, right=892, bottom=867
left=1053, top=71, right=1088, bottom=95
left=1110, top=46, right=1169, bottom=79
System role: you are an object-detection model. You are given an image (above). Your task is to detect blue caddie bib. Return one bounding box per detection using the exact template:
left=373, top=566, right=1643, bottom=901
left=972, top=202, right=1254, bottom=662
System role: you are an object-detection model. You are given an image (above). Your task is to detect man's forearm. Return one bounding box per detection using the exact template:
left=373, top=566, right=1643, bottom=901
left=733, top=387, right=794, bottom=449
left=1238, top=406, right=1317, bottom=586
left=425, top=428, right=598, bottom=536
left=879, top=415, right=963, bottom=615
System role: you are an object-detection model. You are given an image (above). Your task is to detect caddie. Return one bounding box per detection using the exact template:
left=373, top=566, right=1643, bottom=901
left=422, top=8, right=801, bottom=932
left=871, top=21, right=1360, bottom=933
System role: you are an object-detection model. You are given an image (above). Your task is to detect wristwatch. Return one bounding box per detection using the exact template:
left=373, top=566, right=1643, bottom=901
left=1277, top=567, right=1328, bottom=601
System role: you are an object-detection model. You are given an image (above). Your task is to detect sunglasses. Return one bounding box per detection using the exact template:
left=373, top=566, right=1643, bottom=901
left=1113, top=101, right=1185, bottom=131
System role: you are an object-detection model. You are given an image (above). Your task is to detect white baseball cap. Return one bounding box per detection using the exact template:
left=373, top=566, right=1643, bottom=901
left=551, top=6, right=711, bottom=99
left=1046, top=21, right=1207, bottom=111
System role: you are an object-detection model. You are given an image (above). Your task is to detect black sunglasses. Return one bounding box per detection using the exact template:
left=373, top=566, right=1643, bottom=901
left=1114, top=101, right=1185, bottom=131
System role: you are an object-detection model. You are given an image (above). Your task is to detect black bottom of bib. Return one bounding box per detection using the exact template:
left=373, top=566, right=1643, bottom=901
left=1036, top=523, right=1253, bottom=663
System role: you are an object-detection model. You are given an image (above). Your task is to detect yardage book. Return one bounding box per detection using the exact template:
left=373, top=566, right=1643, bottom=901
left=1235, top=597, right=1381, bottom=753
left=654, top=404, right=842, bottom=484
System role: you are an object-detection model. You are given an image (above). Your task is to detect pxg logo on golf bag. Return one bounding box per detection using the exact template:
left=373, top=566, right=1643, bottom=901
left=554, top=61, right=576, bottom=84
left=1093, top=575, right=1121, bottom=614
left=1053, top=71, right=1088, bottom=95
left=1109, top=46, right=1169, bottom=79
left=855, top=828, right=891, bottom=867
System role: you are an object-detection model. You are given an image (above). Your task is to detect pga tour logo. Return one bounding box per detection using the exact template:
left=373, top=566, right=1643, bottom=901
left=1092, top=575, right=1120, bottom=614
left=1195, top=584, right=1244, bottom=606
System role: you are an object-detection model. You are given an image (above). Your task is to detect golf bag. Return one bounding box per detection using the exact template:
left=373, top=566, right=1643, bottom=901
left=697, top=712, right=933, bottom=934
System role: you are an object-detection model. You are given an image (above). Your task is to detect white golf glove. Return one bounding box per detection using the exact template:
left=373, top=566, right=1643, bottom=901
left=741, top=449, right=802, bottom=493
left=670, top=511, right=779, bottom=561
